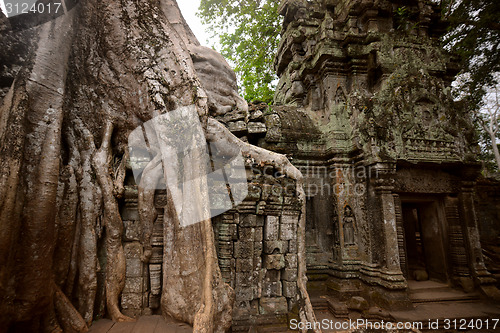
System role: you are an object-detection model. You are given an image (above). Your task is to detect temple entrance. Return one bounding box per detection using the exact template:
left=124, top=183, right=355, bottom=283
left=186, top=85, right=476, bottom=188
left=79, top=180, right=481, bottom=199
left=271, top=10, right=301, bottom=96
left=400, top=199, right=448, bottom=284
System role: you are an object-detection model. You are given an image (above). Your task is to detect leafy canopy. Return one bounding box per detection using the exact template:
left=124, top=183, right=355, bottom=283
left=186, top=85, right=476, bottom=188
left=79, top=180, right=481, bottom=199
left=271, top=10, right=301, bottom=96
left=442, top=0, right=500, bottom=108
left=197, top=0, right=280, bottom=104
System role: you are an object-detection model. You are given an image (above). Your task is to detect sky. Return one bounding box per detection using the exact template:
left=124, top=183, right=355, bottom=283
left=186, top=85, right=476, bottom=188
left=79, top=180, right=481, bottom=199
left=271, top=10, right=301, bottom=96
left=177, top=0, right=211, bottom=46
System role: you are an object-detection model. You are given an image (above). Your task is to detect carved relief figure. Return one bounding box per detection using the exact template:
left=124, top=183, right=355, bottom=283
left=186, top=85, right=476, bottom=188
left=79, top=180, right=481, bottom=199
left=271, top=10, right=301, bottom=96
left=343, top=205, right=356, bottom=246
left=334, top=86, right=346, bottom=105
left=333, top=205, right=340, bottom=245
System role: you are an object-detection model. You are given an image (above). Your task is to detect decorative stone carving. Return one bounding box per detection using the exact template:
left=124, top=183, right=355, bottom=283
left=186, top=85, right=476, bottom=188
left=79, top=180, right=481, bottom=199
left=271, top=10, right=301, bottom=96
left=343, top=205, right=356, bottom=246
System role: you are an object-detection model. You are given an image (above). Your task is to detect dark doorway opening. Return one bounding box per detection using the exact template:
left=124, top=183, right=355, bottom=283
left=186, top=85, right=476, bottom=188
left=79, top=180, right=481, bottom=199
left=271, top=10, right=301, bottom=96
left=401, top=200, right=448, bottom=284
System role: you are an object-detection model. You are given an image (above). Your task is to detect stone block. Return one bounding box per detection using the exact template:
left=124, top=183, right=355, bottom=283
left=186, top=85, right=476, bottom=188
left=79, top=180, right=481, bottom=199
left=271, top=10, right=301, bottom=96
left=236, top=272, right=253, bottom=287
left=228, top=120, right=247, bottom=133
left=288, top=239, right=297, bottom=253
left=262, top=281, right=282, bottom=297
left=261, top=184, right=272, bottom=201
left=121, top=207, right=139, bottom=221
left=263, top=240, right=288, bottom=254
left=254, top=227, right=263, bottom=241
left=348, top=296, right=369, bottom=311
left=281, top=213, right=299, bottom=224
left=288, top=297, right=298, bottom=312
left=123, top=221, right=141, bottom=241
left=149, top=294, right=161, bottom=310
left=125, top=258, right=143, bottom=277
left=240, top=214, right=264, bottom=227
left=235, top=286, right=254, bottom=302
left=224, top=110, right=246, bottom=122
left=280, top=223, right=296, bottom=241
left=123, top=277, right=143, bottom=294
left=285, top=254, right=298, bottom=268
left=256, top=201, right=266, bottom=215
left=218, top=241, right=232, bottom=258
left=250, top=110, right=264, bottom=120
left=248, top=122, right=267, bottom=134
left=259, top=297, right=288, bottom=315
left=263, top=254, right=285, bottom=270
left=123, top=242, right=142, bottom=259
left=218, top=258, right=232, bottom=271
left=233, top=300, right=259, bottom=317
left=264, top=269, right=280, bottom=281
left=252, top=256, right=262, bottom=271
left=283, top=281, right=297, bottom=298
left=122, top=308, right=141, bottom=318
left=282, top=268, right=298, bottom=282
left=121, top=293, right=142, bottom=309
left=253, top=241, right=262, bottom=255
left=238, top=227, right=255, bottom=241
left=229, top=224, right=238, bottom=240
left=264, top=215, right=280, bottom=240
left=236, top=258, right=253, bottom=272
left=246, top=183, right=262, bottom=201
left=234, top=241, right=253, bottom=259
left=284, top=196, right=300, bottom=206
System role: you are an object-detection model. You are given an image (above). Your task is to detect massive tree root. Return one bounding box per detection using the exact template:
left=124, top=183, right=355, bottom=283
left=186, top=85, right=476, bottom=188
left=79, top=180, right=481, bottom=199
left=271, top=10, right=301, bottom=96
left=0, top=0, right=318, bottom=332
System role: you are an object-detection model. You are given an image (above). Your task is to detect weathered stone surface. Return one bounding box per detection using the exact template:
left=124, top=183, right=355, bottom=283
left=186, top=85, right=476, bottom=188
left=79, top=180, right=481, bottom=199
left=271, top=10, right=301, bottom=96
left=348, top=296, right=369, bottom=311
left=234, top=241, right=254, bottom=259
left=263, top=240, right=288, bottom=254
left=264, top=215, right=280, bottom=240
left=259, top=297, right=288, bottom=315
left=285, top=254, right=298, bottom=268
left=279, top=222, right=296, bottom=241
left=123, top=242, right=142, bottom=259
left=236, top=259, right=253, bottom=272
left=263, top=254, right=285, bottom=270
left=123, top=221, right=141, bottom=242
left=121, top=293, right=142, bottom=310
left=246, top=183, right=262, bottom=201
left=248, top=122, right=267, bottom=134
left=236, top=272, right=253, bottom=287
left=125, top=259, right=143, bottom=278
left=235, top=287, right=254, bottom=302
left=228, top=120, right=247, bottom=133
left=241, top=214, right=264, bottom=227
left=262, top=281, right=282, bottom=297
left=282, top=281, right=297, bottom=298
left=282, top=268, right=298, bottom=282
left=123, top=277, right=143, bottom=294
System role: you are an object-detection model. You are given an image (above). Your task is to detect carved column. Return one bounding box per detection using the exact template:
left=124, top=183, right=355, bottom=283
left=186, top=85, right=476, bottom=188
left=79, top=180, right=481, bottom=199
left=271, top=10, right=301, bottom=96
left=393, top=194, right=408, bottom=279
left=444, top=196, right=471, bottom=285
left=374, top=165, right=402, bottom=274
left=458, top=181, right=498, bottom=291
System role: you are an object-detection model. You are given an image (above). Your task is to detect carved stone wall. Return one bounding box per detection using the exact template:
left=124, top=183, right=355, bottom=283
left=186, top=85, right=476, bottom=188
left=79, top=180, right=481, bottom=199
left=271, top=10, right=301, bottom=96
left=118, top=158, right=303, bottom=327
left=212, top=161, right=302, bottom=329
left=238, top=0, right=499, bottom=310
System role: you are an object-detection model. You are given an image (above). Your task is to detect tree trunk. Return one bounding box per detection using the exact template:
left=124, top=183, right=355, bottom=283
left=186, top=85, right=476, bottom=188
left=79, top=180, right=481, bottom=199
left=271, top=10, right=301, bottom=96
left=0, top=1, right=317, bottom=332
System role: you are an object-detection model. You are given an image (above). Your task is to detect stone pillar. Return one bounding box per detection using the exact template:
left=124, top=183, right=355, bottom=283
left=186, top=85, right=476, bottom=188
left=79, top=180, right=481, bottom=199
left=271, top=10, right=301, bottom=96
left=458, top=181, right=499, bottom=296
left=373, top=164, right=403, bottom=276
left=362, top=163, right=410, bottom=310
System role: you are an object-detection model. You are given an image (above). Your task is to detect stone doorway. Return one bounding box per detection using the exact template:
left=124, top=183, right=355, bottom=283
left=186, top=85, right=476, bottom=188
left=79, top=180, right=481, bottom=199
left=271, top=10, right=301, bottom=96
left=400, top=198, right=448, bottom=284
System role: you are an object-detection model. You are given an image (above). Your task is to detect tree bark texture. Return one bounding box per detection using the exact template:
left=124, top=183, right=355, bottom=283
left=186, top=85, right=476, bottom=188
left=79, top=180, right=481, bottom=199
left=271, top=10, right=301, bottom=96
left=0, top=1, right=317, bottom=332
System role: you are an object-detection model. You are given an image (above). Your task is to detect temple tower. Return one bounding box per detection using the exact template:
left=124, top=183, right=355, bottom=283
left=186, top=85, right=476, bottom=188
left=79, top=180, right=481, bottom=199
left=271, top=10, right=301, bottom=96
left=255, top=0, right=499, bottom=308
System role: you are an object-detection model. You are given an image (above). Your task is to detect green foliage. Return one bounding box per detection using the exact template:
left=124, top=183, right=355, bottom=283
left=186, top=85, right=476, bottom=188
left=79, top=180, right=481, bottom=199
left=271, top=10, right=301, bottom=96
left=442, top=0, right=500, bottom=172
left=442, top=0, right=500, bottom=108
left=197, top=0, right=280, bottom=104
left=393, top=6, right=419, bottom=32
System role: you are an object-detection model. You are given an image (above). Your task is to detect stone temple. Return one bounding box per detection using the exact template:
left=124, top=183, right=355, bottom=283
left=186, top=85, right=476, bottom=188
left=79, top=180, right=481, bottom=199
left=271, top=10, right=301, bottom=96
left=112, top=0, right=500, bottom=330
